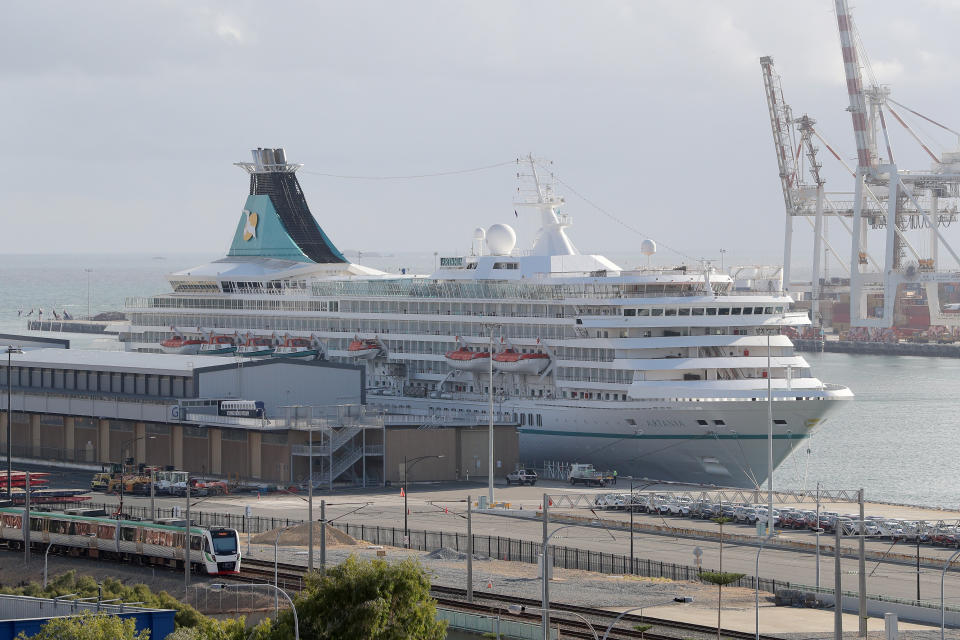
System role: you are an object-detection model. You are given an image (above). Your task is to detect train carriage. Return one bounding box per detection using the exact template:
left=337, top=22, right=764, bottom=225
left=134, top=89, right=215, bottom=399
left=0, top=508, right=239, bottom=575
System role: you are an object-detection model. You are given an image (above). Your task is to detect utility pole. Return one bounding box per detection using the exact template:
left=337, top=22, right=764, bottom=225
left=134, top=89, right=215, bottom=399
left=85, top=269, right=92, bottom=317
left=184, top=480, right=191, bottom=596
left=150, top=468, right=156, bottom=522
left=467, top=495, right=473, bottom=603
left=835, top=523, right=842, bottom=640
left=629, top=478, right=635, bottom=574
left=487, top=328, right=495, bottom=505
left=23, top=472, right=30, bottom=564
left=858, top=489, right=867, bottom=637
left=815, top=482, right=821, bottom=589
left=320, top=500, right=326, bottom=569
left=307, top=417, right=313, bottom=573
left=6, top=346, right=23, bottom=500
left=766, top=329, right=774, bottom=536
left=541, top=492, right=550, bottom=640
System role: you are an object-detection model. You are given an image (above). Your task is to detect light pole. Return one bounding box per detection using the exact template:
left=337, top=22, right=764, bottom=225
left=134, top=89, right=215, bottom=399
left=274, top=524, right=299, bottom=613
left=84, top=269, right=93, bottom=318
left=509, top=604, right=598, bottom=640
left=941, top=548, right=960, bottom=640
left=600, top=599, right=682, bottom=640
left=755, top=533, right=774, bottom=640
left=116, top=435, right=156, bottom=517
left=403, top=454, right=444, bottom=548
left=211, top=583, right=299, bottom=640
left=6, top=346, right=23, bottom=500
left=541, top=523, right=583, bottom=639
left=43, top=541, right=54, bottom=588
left=483, top=323, right=501, bottom=506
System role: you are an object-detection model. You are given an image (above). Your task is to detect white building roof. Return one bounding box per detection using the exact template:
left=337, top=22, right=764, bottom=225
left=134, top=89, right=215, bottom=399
left=0, top=348, right=233, bottom=376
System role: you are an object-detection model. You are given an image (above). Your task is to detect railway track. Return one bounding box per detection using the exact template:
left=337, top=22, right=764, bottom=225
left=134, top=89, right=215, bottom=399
left=238, top=559, right=779, bottom=640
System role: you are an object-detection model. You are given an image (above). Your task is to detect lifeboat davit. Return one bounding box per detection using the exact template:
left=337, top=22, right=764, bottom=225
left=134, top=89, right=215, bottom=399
left=346, top=339, right=382, bottom=359
left=444, top=347, right=490, bottom=372
left=492, top=349, right=550, bottom=374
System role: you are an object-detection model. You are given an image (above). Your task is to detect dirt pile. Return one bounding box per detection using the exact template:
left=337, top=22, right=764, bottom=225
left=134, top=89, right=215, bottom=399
left=252, top=522, right=357, bottom=546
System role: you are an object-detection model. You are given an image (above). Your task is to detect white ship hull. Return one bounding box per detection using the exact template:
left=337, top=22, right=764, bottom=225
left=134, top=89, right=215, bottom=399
left=369, top=392, right=847, bottom=488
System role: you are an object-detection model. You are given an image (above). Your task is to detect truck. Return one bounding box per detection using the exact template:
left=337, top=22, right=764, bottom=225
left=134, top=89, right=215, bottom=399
left=567, top=463, right=608, bottom=487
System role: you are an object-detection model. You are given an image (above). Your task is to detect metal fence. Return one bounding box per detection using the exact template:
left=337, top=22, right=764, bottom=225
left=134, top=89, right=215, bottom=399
left=329, top=521, right=788, bottom=594
left=41, top=502, right=305, bottom=535
left=37, top=502, right=788, bottom=594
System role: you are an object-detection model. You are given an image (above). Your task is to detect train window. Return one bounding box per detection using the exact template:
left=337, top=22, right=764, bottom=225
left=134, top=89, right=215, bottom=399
left=210, top=530, right=238, bottom=555
left=97, top=525, right=116, bottom=540
left=3, top=514, right=21, bottom=528
left=74, top=522, right=93, bottom=536
left=30, top=517, right=44, bottom=532
left=50, top=520, right=71, bottom=535
left=120, top=527, right=138, bottom=542
left=190, top=535, right=203, bottom=551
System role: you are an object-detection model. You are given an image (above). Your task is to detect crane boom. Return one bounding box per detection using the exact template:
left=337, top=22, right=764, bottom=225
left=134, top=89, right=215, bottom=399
left=834, top=0, right=875, bottom=171
left=760, top=56, right=799, bottom=214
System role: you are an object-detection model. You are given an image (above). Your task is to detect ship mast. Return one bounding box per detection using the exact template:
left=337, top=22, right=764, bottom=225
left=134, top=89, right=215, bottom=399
left=515, top=154, right=578, bottom=256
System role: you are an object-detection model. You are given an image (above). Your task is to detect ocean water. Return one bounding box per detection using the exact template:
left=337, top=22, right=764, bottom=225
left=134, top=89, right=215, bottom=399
left=1, top=254, right=957, bottom=508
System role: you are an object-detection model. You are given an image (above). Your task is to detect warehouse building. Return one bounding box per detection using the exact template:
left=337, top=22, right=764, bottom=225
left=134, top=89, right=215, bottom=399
left=0, top=345, right=518, bottom=486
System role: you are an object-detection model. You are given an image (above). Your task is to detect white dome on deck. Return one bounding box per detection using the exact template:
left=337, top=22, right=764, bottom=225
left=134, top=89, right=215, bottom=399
left=487, top=224, right=517, bottom=256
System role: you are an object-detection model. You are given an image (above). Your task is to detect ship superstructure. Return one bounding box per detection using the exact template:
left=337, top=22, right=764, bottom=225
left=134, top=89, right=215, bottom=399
left=120, top=149, right=853, bottom=487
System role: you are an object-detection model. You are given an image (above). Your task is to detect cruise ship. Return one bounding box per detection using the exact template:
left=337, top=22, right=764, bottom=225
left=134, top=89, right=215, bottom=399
left=120, top=148, right=853, bottom=488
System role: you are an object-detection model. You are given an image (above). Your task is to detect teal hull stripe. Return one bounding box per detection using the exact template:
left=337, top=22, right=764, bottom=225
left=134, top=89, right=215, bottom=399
left=517, top=429, right=810, bottom=440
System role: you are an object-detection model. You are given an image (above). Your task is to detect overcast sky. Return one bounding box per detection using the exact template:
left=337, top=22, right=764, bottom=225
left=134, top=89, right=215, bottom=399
left=4, top=1, right=959, bottom=269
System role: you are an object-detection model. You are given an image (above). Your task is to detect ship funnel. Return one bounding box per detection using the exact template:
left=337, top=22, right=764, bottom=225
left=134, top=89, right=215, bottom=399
left=274, top=148, right=286, bottom=164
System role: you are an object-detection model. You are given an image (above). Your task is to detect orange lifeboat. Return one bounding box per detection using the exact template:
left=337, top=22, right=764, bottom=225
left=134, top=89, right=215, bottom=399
left=444, top=347, right=490, bottom=372
left=160, top=328, right=203, bottom=354
left=492, top=349, right=550, bottom=374
left=347, top=339, right=382, bottom=359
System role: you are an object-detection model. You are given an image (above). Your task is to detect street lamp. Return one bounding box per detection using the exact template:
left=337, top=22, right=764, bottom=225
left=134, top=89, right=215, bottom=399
left=508, top=604, right=598, bottom=640
left=116, top=435, right=156, bottom=517
left=84, top=269, right=93, bottom=318
left=600, top=598, right=683, bottom=640
left=940, top=548, right=960, bottom=640
left=403, top=454, right=444, bottom=548
left=755, top=533, right=775, bottom=640
left=540, top=524, right=581, bottom=639
left=211, top=583, right=299, bottom=640
left=274, top=524, right=299, bottom=613
left=5, top=346, right=23, bottom=500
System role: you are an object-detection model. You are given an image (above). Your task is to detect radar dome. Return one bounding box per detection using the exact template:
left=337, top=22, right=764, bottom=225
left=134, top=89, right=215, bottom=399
left=640, top=238, right=657, bottom=257
left=473, top=227, right=486, bottom=240
left=486, top=224, right=517, bottom=256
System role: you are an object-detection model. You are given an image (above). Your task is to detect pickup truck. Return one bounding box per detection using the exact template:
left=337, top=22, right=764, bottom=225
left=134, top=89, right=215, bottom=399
left=505, top=469, right=538, bottom=486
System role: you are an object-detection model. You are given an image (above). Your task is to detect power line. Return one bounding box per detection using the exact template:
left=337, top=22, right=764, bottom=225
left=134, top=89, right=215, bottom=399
left=300, top=160, right=514, bottom=180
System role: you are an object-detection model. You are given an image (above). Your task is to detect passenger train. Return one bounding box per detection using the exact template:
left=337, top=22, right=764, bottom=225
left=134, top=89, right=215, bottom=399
left=0, top=508, right=241, bottom=575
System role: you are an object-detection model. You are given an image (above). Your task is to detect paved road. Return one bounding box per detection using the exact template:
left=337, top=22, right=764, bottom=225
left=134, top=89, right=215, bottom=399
left=16, top=463, right=960, bottom=607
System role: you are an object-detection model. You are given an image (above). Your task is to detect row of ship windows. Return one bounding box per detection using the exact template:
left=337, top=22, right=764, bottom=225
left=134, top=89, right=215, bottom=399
left=622, top=306, right=785, bottom=317
left=695, top=419, right=788, bottom=426
left=132, top=297, right=786, bottom=321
